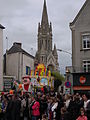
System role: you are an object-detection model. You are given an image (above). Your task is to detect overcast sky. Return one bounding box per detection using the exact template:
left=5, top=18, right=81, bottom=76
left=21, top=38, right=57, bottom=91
left=0, top=0, right=86, bottom=74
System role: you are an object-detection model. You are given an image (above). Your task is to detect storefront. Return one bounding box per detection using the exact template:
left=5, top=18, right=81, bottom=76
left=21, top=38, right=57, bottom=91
left=73, top=73, right=90, bottom=94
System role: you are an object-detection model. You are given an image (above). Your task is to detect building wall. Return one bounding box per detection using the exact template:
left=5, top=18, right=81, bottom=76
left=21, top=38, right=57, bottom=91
left=0, top=29, right=3, bottom=91
left=23, top=54, right=34, bottom=76
left=6, top=53, right=19, bottom=80
left=6, top=52, right=34, bottom=81
left=71, top=1, right=90, bottom=71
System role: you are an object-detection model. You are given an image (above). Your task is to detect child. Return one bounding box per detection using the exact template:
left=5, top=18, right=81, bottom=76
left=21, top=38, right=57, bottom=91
left=76, top=108, right=87, bottom=120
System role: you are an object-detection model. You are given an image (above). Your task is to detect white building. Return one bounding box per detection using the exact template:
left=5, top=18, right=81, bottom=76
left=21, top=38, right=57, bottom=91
left=4, top=42, right=35, bottom=81
left=0, top=24, right=5, bottom=91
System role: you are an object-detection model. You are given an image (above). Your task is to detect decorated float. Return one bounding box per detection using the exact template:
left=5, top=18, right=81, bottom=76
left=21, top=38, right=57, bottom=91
left=11, top=64, right=54, bottom=93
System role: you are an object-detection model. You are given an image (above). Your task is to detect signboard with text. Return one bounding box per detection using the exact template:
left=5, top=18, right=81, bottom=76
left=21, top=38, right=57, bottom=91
left=3, top=78, right=13, bottom=91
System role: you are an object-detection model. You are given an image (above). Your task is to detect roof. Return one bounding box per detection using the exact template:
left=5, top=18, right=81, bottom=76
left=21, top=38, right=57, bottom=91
left=70, top=0, right=89, bottom=26
left=0, top=24, right=5, bottom=29
left=7, top=43, right=35, bottom=59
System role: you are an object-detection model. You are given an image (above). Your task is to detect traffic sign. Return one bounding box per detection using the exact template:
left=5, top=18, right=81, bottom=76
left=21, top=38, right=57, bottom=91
left=65, top=81, right=71, bottom=88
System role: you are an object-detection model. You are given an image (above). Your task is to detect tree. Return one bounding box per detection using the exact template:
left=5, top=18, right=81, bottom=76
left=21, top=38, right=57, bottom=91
left=51, top=71, right=65, bottom=91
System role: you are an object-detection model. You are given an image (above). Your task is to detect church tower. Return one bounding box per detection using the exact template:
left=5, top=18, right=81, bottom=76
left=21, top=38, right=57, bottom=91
left=35, top=0, right=59, bottom=71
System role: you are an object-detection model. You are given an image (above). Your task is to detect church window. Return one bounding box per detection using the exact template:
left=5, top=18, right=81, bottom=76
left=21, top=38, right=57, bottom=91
left=46, top=40, right=47, bottom=49
left=46, top=57, right=47, bottom=62
left=48, top=41, right=50, bottom=50
left=42, top=56, right=43, bottom=61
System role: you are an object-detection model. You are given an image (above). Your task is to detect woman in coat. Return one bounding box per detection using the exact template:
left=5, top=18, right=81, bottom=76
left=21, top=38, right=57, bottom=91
left=31, top=97, right=40, bottom=120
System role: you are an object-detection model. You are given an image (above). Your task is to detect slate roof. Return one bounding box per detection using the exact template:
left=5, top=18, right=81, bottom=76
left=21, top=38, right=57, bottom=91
left=70, top=0, right=89, bottom=26
left=7, top=43, right=35, bottom=59
left=0, top=24, right=5, bottom=29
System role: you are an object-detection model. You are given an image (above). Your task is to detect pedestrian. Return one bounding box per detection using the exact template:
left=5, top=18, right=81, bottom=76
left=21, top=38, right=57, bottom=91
left=60, top=107, right=71, bottom=120
left=76, top=108, right=87, bottom=120
left=31, top=96, right=40, bottom=120
left=42, top=114, right=47, bottom=120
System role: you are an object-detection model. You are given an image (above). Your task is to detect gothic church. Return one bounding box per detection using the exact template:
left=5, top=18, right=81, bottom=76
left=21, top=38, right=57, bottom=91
left=34, top=0, right=59, bottom=71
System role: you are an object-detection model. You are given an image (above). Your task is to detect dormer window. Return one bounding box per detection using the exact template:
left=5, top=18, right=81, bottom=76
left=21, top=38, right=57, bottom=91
left=82, top=33, right=90, bottom=49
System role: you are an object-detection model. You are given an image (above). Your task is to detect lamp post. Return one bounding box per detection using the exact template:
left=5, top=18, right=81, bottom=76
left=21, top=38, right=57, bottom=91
left=57, top=49, right=72, bottom=56
left=57, top=48, right=73, bottom=94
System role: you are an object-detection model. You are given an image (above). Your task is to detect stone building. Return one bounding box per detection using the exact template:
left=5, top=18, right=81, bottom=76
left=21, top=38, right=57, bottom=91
left=34, top=0, right=59, bottom=71
left=4, top=42, right=34, bottom=81
left=70, top=0, right=90, bottom=93
left=0, top=24, right=5, bottom=91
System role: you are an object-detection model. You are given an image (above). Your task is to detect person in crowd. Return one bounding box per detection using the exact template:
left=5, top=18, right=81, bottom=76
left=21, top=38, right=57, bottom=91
left=82, top=94, right=90, bottom=120
left=51, top=97, right=58, bottom=120
left=76, top=107, right=87, bottom=120
left=60, top=107, right=71, bottom=120
left=23, top=94, right=29, bottom=120
left=82, top=94, right=90, bottom=111
left=40, top=95, right=48, bottom=115
left=56, top=93, right=64, bottom=120
left=37, top=92, right=42, bottom=120
left=42, top=114, right=47, bottom=120
left=49, top=88, right=55, bottom=97
left=31, top=96, right=40, bottom=120
left=67, top=93, right=84, bottom=120
left=64, top=94, right=71, bottom=109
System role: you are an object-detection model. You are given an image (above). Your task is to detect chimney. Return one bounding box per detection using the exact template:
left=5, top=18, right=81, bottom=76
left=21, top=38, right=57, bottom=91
left=13, top=42, right=22, bottom=48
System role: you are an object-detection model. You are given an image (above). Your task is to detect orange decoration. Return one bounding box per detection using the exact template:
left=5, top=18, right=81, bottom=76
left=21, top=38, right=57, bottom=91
left=19, top=84, right=22, bottom=89
left=9, top=90, right=14, bottom=94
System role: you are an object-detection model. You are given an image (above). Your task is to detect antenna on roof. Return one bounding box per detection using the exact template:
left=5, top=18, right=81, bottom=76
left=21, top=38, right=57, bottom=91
left=6, top=36, right=8, bottom=50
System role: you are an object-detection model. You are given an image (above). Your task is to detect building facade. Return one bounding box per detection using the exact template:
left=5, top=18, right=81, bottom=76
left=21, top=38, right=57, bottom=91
left=0, top=24, right=5, bottom=91
left=4, top=42, right=34, bottom=81
left=34, top=0, right=59, bottom=71
left=70, top=0, right=90, bottom=93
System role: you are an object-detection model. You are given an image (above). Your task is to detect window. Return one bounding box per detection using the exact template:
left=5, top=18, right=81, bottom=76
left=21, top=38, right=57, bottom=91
left=42, top=56, right=43, bottom=62
left=26, top=66, right=30, bottom=75
left=82, top=34, right=90, bottom=49
left=83, top=60, right=90, bottom=72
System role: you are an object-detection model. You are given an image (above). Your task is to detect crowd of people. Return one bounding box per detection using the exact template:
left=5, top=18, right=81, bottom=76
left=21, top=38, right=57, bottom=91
left=0, top=89, right=90, bottom=120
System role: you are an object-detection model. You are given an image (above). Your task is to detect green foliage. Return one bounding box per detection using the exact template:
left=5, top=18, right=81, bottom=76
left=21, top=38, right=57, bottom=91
left=51, top=71, right=65, bottom=91
left=51, top=71, right=65, bottom=81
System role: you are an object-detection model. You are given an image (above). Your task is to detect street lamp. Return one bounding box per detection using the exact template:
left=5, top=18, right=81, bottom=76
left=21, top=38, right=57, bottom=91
left=57, top=48, right=73, bottom=94
left=57, top=49, right=72, bottom=56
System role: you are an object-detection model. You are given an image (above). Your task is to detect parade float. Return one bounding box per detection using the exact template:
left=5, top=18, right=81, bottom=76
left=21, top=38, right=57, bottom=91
left=13, top=64, right=54, bottom=93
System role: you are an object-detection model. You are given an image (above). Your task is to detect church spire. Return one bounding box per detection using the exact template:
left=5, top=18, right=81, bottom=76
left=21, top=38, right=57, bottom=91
left=41, top=0, right=49, bottom=27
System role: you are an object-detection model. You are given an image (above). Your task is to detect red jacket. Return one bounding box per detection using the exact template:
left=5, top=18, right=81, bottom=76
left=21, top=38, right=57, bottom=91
left=32, top=101, right=40, bottom=116
left=77, top=115, right=87, bottom=120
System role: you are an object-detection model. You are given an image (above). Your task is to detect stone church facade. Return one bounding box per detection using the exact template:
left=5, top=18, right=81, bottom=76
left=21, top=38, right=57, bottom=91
left=34, top=0, right=59, bottom=71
